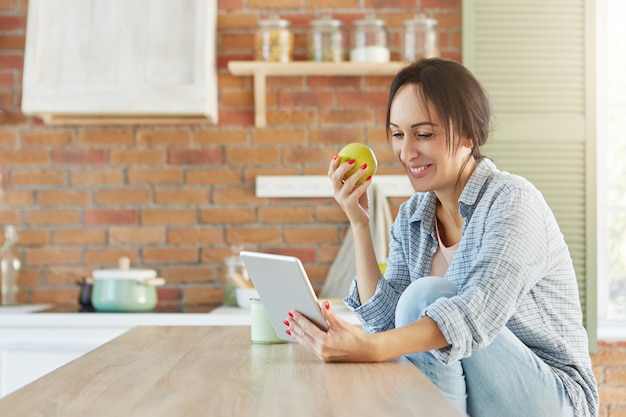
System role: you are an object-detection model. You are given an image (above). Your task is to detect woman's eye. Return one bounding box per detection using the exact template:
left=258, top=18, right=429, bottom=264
left=416, top=132, right=434, bottom=140
left=391, top=131, right=403, bottom=138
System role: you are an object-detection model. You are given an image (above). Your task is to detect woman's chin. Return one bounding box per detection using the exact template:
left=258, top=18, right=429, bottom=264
left=408, top=178, right=433, bottom=193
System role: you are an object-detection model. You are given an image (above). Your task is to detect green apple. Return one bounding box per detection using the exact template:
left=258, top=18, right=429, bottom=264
left=337, top=143, right=378, bottom=185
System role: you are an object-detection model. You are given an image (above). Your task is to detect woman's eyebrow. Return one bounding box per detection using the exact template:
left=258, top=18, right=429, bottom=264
left=388, top=121, right=437, bottom=128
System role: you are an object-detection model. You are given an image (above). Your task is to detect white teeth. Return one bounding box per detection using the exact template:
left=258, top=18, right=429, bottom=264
left=409, top=165, right=429, bottom=174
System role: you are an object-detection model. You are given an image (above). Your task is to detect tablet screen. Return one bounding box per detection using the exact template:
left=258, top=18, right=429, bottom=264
left=240, top=251, right=329, bottom=341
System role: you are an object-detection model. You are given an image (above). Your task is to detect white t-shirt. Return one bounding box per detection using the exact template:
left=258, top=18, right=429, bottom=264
left=430, top=220, right=460, bottom=277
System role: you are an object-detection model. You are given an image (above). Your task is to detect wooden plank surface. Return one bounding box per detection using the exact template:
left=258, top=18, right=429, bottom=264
left=0, top=326, right=463, bottom=417
left=227, top=61, right=408, bottom=76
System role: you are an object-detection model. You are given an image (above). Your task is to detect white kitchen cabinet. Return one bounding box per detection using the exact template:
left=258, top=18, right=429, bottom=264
left=0, top=310, right=250, bottom=398
left=22, top=0, right=217, bottom=125
left=0, top=328, right=122, bottom=398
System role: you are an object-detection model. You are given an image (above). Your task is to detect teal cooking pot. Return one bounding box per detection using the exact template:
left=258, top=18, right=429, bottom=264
left=91, top=266, right=165, bottom=312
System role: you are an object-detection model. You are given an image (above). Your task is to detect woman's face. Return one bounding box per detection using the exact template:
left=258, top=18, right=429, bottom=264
left=389, top=84, right=473, bottom=195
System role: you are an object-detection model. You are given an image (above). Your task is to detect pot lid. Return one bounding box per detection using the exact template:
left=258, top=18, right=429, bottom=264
left=92, top=257, right=157, bottom=280
left=92, top=269, right=157, bottom=280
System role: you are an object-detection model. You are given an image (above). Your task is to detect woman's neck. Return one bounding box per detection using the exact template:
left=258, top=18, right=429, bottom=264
left=434, top=157, right=477, bottom=246
left=436, top=201, right=463, bottom=247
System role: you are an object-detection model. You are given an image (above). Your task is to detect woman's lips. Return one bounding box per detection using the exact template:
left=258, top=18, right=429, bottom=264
left=407, top=164, right=432, bottom=178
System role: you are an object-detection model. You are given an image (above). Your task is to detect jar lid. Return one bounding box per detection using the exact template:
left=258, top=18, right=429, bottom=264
left=225, top=255, right=244, bottom=267
left=311, top=15, right=342, bottom=28
left=404, top=14, right=437, bottom=27
left=353, top=15, right=386, bottom=28
left=258, top=15, right=291, bottom=28
left=4, top=225, right=17, bottom=242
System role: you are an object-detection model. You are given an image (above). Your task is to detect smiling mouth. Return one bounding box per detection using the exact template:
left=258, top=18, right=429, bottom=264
left=408, top=165, right=431, bottom=175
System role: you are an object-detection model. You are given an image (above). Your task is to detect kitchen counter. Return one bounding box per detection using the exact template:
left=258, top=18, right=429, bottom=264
left=0, top=326, right=463, bottom=417
left=0, top=304, right=359, bottom=328
left=0, top=310, right=233, bottom=327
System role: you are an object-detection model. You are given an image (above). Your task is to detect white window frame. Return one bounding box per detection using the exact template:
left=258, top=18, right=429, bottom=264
left=597, top=0, right=626, bottom=339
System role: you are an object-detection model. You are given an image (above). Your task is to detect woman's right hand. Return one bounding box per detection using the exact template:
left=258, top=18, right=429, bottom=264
left=285, top=301, right=380, bottom=363
left=328, top=154, right=372, bottom=228
left=329, top=153, right=380, bottom=303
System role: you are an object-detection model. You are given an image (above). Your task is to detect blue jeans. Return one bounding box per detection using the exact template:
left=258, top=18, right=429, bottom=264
left=395, top=276, right=575, bottom=417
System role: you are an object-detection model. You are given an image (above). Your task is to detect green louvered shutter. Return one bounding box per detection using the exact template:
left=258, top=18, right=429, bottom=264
left=463, top=0, right=598, bottom=351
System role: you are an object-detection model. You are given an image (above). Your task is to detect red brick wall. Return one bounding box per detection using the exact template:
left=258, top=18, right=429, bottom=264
left=0, top=0, right=461, bottom=310
left=1, top=0, right=624, bottom=413
left=592, top=341, right=626, bottom=416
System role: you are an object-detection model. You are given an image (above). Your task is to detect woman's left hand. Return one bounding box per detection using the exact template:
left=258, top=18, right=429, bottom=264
left=284, top=301, right=379, bottom=363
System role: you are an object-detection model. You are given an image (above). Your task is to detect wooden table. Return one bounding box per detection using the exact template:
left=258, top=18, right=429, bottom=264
left=0, top=326, right=464, bottom=417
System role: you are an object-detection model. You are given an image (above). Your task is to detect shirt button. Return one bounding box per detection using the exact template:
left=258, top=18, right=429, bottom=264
left=430, top=246, right=436, bottom=253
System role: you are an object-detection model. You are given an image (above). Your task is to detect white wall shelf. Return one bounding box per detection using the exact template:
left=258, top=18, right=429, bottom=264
left=227, top=61, right=408, bottom=127
left=255, top=175, right=413, bottom=198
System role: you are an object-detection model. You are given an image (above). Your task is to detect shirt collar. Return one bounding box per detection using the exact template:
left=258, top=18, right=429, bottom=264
left=459, top=158, right=498, bottom=218
left=408, top=190, right=438, bottom=229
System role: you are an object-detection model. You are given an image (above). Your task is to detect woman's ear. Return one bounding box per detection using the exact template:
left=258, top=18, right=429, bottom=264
left=462, top=135, right=474, bottom=149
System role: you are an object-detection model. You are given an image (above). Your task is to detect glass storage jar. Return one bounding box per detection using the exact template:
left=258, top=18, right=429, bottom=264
left=1, top=225, right=20, bottom=305
left=308, top=15, right=344, bottom=62
left=223, top=246, right=249, bottom=306
left=402, top=15, right=439, bottom=62
left=255, top=15, right=293, bottom=62
left=350, top=16, right=390, bottom=63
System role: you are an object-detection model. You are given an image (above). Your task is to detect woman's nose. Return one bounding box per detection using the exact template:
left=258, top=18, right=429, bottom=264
left=400, top=139, right=418, bottom=162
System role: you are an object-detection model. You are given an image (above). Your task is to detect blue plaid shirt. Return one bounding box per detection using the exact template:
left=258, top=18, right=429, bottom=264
left=345, top=158, right=598, bottom=417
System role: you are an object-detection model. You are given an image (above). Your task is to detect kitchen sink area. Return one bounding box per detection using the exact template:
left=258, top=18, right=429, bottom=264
left=0, top=304, right=53, bottom=314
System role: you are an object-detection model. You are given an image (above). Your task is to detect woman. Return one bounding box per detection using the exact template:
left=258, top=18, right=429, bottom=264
left=284, top=58, right=598, bottom=417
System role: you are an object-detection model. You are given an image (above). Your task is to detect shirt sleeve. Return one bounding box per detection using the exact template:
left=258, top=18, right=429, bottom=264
left=426, top=180, right=551, bottom=364
left=343, top=276, right=400, bottom=332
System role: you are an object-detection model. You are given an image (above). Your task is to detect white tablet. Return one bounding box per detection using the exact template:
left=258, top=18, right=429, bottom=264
left=239, top=251, right=329, bottom=342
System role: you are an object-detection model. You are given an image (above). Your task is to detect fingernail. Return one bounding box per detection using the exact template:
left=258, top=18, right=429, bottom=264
left=361, top=163, right=367, bottom=170
left=324, top=301, right=330, bottom=310
left=348, top=159, right=355, bottom=165
left=285, top=329, right=292, bottom=336
left=333, top=154, right=338, bottom=160
left=367, top=176, right=372, bottom=181
left=288, top=311, right=294, bottom=318
left=283, top=319, right=289, bottom=326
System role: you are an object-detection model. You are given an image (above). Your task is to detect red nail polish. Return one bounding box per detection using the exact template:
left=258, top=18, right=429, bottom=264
left=366, top=176, right=372, bottom=181
left=288, top=311, right=294, bottom=318
left=361, top=163, right=367, bottom=170
left=333, top=154, right=338, bottom=160
left=285, top=329, right=292, bottom=336
left=283, top=319, right=289, bottom=326
left=324, top=301, right=330, bottom=310
left=348, top=159, right=355, bottom=165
